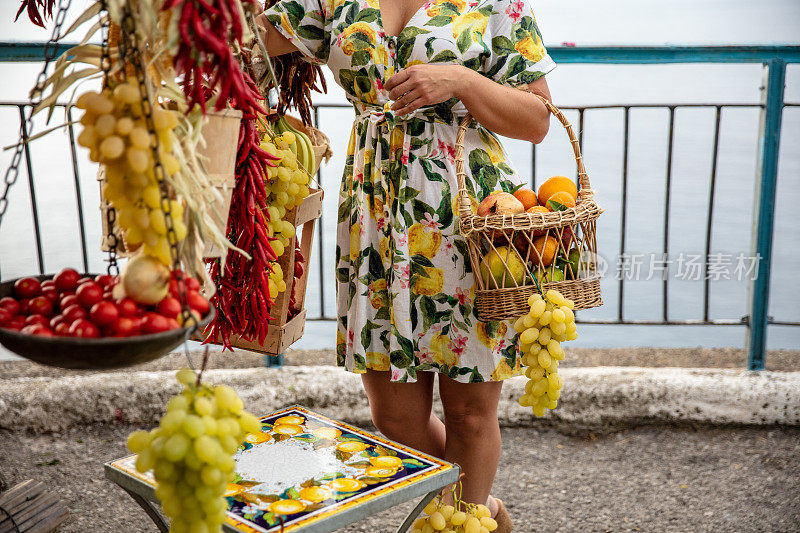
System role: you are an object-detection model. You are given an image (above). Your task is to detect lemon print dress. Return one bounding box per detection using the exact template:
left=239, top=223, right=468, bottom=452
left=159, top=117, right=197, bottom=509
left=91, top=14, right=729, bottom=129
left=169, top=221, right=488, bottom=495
left=265, top=0, right=555, bottom=383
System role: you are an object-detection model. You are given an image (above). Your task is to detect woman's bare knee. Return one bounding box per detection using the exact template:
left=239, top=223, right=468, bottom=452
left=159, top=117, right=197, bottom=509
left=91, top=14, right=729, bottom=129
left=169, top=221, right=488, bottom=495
left=439, top=378, right=502, bottom=439
left=442, top=402, right=499, bottom=438
left=371, top=408, right=431, bottom=439
left=361, top=369, right=435, bottom=438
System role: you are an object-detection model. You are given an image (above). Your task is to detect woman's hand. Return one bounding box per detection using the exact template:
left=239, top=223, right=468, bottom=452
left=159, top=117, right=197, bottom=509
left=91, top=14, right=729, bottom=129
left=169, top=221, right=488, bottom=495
left=385, top=64, right=550, bottom=143
left=385, top=64, right=469, bottom=115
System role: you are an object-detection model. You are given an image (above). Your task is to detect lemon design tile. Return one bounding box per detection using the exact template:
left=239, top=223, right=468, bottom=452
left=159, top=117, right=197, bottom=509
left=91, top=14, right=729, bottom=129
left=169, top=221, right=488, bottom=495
left=109, top=406, right=453, bottom=532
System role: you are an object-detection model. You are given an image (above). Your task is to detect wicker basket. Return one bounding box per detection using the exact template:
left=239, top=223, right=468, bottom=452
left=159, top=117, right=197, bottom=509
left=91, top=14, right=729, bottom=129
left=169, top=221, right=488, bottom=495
left=456, top=95, right=604, bottom=321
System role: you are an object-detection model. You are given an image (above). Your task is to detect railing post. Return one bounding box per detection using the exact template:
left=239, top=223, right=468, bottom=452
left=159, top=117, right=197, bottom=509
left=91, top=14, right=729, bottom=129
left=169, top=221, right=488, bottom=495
left=745, top=59, right=786, bottom=371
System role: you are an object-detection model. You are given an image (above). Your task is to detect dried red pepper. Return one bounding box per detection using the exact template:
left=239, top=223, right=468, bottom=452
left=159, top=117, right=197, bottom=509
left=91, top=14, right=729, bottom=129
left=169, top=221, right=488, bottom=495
left=163, top=0, right=265, bottom=116
left=14, top=0, right=56, bottom=27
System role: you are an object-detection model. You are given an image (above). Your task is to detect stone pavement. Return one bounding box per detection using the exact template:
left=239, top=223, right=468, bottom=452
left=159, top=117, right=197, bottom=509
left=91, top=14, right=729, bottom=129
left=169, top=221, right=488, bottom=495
left=1, top=425, right=798, bottom=532
left=1, top=365, right=798, bottom=433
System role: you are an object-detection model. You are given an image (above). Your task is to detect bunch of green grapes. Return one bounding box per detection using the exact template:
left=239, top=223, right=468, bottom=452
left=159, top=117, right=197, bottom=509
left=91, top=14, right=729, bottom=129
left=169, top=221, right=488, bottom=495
left=264, top=205, right=296, bottom=260
left=262, top=135, right=311, bottom=212
left=267, top=261, right=286, bottom=297
left=75, top=81, right=186, bottom=266
left=412, top=496, right=498, bottom=533
left=514, top=289, right=578, bottom=417
left=127, top=368, right=262, bottom=533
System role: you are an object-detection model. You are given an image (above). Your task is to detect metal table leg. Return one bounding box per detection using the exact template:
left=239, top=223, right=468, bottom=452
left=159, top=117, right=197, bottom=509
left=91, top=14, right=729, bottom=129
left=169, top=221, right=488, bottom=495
left=121, top=487, right=169, bottom=533
left=395, top=489, right=441, bottom=533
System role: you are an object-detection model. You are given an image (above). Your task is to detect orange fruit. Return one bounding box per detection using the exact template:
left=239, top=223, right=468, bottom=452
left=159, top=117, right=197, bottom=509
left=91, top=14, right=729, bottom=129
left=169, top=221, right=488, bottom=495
left=513, top=188, right=538, bottom=210
left=527, top=205, right=549, bottom=236
left=545, top=191, right=576, bottom=211
left=537, top=176, right=578, bottom=207
left=531, top=235, right=559, bottom=267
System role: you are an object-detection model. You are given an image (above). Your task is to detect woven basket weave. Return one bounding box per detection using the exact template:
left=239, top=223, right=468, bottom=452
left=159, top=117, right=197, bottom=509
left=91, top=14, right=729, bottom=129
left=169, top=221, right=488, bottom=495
left=456, top=94, right=603, bottom=321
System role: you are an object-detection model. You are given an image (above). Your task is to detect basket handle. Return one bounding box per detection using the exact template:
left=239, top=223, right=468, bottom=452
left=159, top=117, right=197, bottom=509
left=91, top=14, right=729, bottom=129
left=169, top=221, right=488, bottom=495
left=455, top=93, right=592, bottom=220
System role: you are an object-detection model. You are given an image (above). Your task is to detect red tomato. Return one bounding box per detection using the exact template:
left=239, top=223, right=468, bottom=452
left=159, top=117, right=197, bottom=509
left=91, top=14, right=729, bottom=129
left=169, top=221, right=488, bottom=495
left=167, top=278, right=183, bottom=298
left=19, top=298, right=31, bottom=314
left=76, top=282, right=103, bottom=308
left=166, top=318, right=180, bottom=330
left=41, top=285, right=59, bottom=303
left=50, top=315, right=66, bottom=330
left=77, top=277, right=94, bottom=286
left=0, top=297, right=21, bottom=316
left=185, top=277, right=200, bottom=292
left=3, top=316, right=27, bottom=331
left=54, top=268, right=81, bottom=292
left=25, top=314, right=50, bottom=328
left=141, top=312, right=170, bottom=334
left=41, top=280, right=56, bottom=290
left=109, top=316, right=139, bottom=337
left=69, top=318, right=100, bottom=338
left=94, top=274, right=116, bottom=288
left=186, top=290, right=210, bottom=316
left=90, top=301, right=119, bottom=327
left=0, top=307, right=13, bottom=325
left=156, top=297, right=181, bottom=319
left=14, top=277, right=41, bottom=299
left=117, top=297, right=140, bottom=317
left=60, top=294, right=80, bottom=310
left=62, top=304, right=88, bottom=324
left=54, top=322, right=71, bottom=336
left=21, top=324, right=53, bottom=336
left=27, top=296, right=54, bottom=317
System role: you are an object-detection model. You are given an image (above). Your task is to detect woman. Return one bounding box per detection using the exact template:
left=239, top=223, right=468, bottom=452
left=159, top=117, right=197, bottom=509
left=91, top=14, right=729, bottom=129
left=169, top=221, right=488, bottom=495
left=257, top=0, right=554, bottom=529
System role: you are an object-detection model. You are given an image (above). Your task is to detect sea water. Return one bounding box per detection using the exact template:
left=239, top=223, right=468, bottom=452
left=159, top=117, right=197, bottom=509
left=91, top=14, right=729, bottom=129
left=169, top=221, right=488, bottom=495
left=0, top=0, right=798, bottom=359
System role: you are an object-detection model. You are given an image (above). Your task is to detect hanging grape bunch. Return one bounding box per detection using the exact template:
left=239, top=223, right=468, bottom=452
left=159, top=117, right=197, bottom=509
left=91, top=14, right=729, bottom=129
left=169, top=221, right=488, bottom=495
left=127, top=369, right=262, bottom=533
left=515, top=289, right=578, bottom=417
left=76, top=81, right=186, bottom=266
left=413, top=494, right=498, bottom=533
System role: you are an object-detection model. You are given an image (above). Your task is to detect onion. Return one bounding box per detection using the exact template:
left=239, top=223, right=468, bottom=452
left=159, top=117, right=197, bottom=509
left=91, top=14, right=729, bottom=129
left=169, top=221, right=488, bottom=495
left=121, top=254, right=170, bottom=305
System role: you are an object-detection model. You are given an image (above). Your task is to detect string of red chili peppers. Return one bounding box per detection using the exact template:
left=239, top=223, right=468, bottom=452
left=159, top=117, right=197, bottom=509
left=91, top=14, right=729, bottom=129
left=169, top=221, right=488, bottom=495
left=204, top=115, right=281, bottom=348
left=163, top=0, right=265, bottom=116
left=14, top=0, right=56, bottom=27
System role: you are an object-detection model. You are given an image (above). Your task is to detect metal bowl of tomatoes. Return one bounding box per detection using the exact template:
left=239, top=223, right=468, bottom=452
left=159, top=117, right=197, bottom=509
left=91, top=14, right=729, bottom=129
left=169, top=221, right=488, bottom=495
left=0, top=270, right=213, bottom=370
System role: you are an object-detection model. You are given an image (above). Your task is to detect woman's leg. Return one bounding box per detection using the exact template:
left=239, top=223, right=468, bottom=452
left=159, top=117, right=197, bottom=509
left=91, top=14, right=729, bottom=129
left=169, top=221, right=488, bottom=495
left=438, top=376, right=503, bottom=507
left=361, top=369, right=446, bottom=458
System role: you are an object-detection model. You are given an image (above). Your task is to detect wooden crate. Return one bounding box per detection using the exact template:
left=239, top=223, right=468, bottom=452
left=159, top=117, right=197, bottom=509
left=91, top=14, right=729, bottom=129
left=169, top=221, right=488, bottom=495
left=203, top=188, right=323, bottom=355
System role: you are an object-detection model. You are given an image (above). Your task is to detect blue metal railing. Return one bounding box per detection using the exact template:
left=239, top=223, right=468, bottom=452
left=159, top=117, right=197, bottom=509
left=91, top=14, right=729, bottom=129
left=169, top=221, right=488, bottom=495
left=1, top=44, right=798, bottom=370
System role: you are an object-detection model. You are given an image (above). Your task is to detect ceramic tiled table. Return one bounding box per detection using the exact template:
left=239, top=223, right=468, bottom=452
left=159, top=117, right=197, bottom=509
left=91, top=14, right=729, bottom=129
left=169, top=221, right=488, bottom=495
left=105, top=406, right=459, bottom=533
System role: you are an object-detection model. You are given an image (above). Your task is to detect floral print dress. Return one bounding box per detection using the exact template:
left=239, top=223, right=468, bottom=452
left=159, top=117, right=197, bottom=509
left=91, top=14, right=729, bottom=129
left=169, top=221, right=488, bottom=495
left=265, top=0, right=556, bottom=383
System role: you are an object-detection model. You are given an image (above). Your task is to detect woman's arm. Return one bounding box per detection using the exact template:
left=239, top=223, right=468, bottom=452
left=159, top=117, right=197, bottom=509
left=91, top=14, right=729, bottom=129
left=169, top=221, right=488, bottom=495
left=254, top=12, right=301, bottom=57
left=385, top=65, right=551, bottom=144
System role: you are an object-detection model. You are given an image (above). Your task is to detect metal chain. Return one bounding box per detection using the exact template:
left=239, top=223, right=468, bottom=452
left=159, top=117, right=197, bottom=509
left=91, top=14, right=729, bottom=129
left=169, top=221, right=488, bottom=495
left=116, top=3, right=192, bottom=323
left=98, top=0, right=119, bottom=275
left=0, top=0, right=73, bottom=229
left=98, top=0, right=111, bottom=81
